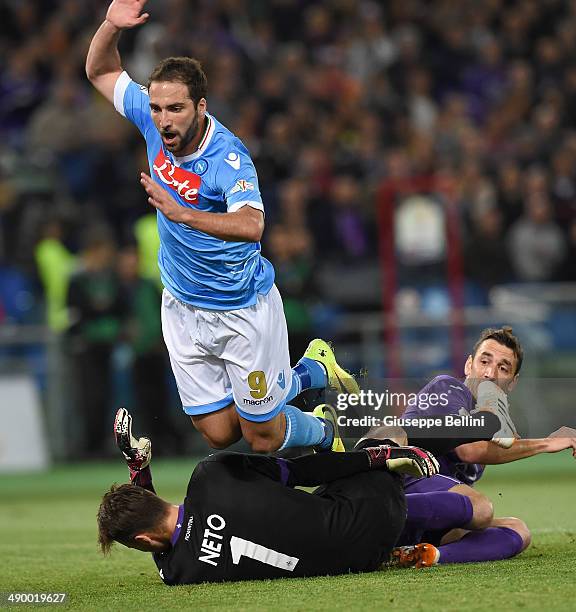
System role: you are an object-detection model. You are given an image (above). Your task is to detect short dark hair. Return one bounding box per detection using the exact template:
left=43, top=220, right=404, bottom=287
left=97, top=484, right=169, bottom=554
left=472, top=326, right=524, bottom=374
left=148, top=57, right=208, bottom=106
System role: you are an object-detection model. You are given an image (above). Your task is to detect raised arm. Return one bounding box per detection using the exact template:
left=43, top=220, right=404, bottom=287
left=114, top=408, right=156, bottom=491
left=86, top=0, right=150, bottom=102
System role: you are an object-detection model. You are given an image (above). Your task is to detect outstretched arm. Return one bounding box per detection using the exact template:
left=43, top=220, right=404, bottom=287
left=403, top=411, right=502, bottom=457
left=86, top=0, right=150, bottom=102
left=114, top=408, right=156, bottom=491
left=228, top=445, right=437, bottom=488
left=267, top=452, right=372, bottom=487
left=455, top=428, right=576, bottom=465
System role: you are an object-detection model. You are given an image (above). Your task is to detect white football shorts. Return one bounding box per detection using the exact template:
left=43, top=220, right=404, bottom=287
left=161, top=284, right=292, bottom=422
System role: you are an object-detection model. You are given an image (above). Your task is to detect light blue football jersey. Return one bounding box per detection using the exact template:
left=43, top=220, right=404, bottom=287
left=114, top=71, right=275, bottom=310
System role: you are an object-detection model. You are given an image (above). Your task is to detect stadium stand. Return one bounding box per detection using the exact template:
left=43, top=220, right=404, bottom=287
left=0, top=0, right=575, bottom=457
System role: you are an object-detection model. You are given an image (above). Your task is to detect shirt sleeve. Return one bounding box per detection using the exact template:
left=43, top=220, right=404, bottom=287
left=113, top=71, right=154, bottom=137
left=217, top=141, right=264, bottom=213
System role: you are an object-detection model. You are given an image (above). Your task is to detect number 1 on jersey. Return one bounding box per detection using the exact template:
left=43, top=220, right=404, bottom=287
left=230, top=536, right=299, bottom=572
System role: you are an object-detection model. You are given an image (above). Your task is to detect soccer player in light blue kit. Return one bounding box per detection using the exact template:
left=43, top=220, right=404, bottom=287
left=86, top=0, right=359, bottom=453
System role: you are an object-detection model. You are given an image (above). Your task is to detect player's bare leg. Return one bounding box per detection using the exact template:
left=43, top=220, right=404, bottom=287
left=440, top=516, right=532, bottom=552
left=447, top=483, right=494, bottom=530
left=430, top=515, right=530, bottom=564
left=391, top=516, right=529, bottom=568
left=437, top=527, right=469, bottom=546
left=240, top=412, right=288, bottom=453
left=241, top=404, right=346, bottom=454
left=191, top=401, right=341, bottom=454
left=440, top=517, right=530, bottom=550
left=490, top=517, right=531, bottom=551
left=191, top=403, right=242, bottom=449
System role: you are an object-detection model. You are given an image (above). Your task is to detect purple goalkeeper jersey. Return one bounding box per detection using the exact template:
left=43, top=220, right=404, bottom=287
left=402, top=375, right=485, bottom=486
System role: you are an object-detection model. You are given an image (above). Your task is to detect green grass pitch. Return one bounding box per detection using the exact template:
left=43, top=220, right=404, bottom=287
left=1, top=452, right=574, bottom=611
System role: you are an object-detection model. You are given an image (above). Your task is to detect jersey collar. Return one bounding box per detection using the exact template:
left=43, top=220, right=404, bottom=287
left=170, top=504, right=186, bottom=546
left=173, top=114, right=214, bottom=164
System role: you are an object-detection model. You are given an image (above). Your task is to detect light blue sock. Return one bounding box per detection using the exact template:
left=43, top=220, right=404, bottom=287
left=286, top=374, right=301, bottom=403
left=290, top=358, right=327, bottom=401
left=280, top=404, right=328, bottom=450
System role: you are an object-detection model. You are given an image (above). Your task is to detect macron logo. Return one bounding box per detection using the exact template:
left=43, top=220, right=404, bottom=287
left=224, top=152, right=240, bottom=170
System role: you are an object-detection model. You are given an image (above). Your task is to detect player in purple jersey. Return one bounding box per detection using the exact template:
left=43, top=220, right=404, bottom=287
left=86, top=0, right=360, bottom=455
left=391, top=326, right=576, bottom=566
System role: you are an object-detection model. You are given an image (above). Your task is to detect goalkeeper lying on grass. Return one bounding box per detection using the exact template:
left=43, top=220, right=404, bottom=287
left=97, top=408, right=439, bottom=585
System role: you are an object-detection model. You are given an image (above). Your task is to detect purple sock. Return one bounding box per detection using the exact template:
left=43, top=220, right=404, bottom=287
left=406, top=492, right=474, bottom=531
left=438, top=527, right=524, bottom=564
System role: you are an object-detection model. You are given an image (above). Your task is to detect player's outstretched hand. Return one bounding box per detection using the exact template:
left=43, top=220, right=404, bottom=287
left=106, top=0, right=149, bottom=30
left=363, top=445, right=440, bottom=478
left=546, top=427, right=576, bottom=457
left=140, top=172, right=190, bottom=223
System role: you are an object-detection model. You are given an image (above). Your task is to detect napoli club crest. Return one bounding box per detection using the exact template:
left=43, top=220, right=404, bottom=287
left=193, top=159, right=209, bottom=175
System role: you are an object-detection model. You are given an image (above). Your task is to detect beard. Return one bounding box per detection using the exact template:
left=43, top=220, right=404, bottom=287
left=163, top=114, right=202, bottom=154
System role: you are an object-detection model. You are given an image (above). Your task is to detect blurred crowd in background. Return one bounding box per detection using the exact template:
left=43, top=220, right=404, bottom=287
left=1, top=0, right=576, bottom=455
